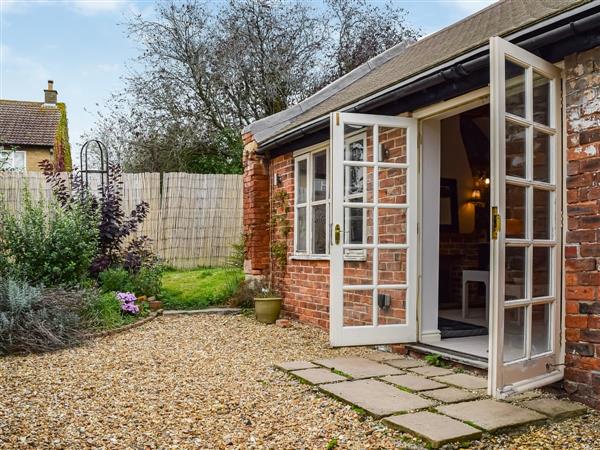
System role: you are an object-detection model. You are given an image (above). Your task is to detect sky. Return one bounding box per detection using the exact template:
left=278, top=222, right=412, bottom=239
left=0, top=0, right=496, bottom=156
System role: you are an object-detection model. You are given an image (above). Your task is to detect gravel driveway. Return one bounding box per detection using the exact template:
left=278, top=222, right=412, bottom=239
left=1, top=314, right=599, bottom=449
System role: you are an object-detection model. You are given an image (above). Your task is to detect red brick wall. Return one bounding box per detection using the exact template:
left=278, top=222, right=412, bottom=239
left=270, top=153, right=331, bottom=330
left=564, top=46, right=600, bottom=409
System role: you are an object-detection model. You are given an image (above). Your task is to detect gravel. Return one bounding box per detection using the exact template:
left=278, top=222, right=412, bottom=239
left=1, top=314, right=599, bottom=449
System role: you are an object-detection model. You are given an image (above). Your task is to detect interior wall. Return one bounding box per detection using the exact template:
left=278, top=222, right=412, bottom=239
left=440, top=115, right=476, bottom=233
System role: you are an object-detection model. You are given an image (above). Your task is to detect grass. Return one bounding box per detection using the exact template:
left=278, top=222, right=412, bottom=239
left=160, top=267, right=244, bottom=310
left=84, top=291, right=145, bottom=330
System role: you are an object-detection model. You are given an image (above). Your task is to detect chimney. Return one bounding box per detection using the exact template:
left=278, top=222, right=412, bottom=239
left=43, top=80, right=57, bottom=108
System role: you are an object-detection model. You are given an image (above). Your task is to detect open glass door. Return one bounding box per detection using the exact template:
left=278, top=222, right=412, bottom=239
left=489, top=36, right=563, bottom=397
left=330, top=112, right=418, bottom=346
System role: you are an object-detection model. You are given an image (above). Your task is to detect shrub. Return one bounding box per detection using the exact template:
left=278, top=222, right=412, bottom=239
left=132, top=265, right=163, bottom=297
left=0, top=278, right=88, bottom=355
left=99, top=265, right=163, bottom=298
left=99, top=267, right=134, bottom=293
left=0, top=194, right=98, bottom=286
left=227, top=234, right=247, bottom=269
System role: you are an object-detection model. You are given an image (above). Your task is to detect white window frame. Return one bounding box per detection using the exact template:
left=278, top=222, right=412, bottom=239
left=0, top=149, right=26, bottom=171
left=294, top=147, right=330, bottom=257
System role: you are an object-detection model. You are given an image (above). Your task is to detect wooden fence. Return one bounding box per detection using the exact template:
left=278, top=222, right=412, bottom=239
left=0, top=172, right=244, bottom=269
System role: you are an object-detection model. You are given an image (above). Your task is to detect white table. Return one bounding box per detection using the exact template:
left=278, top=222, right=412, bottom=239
left=462, top=270, right=490, bottom=319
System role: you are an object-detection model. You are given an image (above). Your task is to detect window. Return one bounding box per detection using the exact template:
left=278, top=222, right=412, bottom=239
left=0, top=150, right=26, bottom=171
left=295, top=149, right=329, bottom=255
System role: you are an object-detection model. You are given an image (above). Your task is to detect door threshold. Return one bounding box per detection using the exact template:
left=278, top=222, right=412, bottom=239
left=408, top=343, right=488, bottom=370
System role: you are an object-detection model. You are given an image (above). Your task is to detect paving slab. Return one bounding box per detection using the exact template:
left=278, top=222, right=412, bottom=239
left=384, top=411, right=482, bottom=449
left=433, top=373, right=487, bottom=390
left=522, top=398, right=587, bottom=419
left=385, top=358, right=428, bottom=369
left=319, top=379, right=434, bottom=418
left=366, top=352, right=404, bottom=362
left=382, top=374, right=446, bottom=392
left=421, top=387, right=483, bottom=404
left=290, top=368, right=348, bottom=384
left=275, top=361, right=319, bottom=371
left=408, top=366, right=454, bottom=377
left=437, top=399, right=547, bottom=432
left=313, top=357, right=403, bottom=379
left=503, top=390, right=542, bottom=402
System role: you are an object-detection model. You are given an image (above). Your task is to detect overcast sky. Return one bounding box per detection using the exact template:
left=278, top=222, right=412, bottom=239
left=0, top=0, right=495, bottom=156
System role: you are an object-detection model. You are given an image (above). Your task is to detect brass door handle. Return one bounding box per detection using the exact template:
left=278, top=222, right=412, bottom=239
left=492, top=206, right=501, bottom=240
left=334, top=224, right=341, bottom=245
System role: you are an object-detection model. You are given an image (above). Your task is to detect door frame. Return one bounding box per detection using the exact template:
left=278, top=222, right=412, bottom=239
left=414, top=87, right=490, bottom=346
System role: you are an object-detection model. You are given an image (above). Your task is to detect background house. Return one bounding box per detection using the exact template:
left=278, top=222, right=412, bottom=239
left=0, top=81, right=72, bottom=171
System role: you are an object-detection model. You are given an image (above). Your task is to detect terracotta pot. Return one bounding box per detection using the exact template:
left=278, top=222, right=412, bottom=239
left=254, top=297, right=282, bottom=324
left=148, top=300, right=163, bottom=311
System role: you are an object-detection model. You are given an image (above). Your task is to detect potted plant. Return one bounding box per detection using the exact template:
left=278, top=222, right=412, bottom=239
left=148, top=296, right=163, bottom=311
left=254, top=287, right=282, bottom=324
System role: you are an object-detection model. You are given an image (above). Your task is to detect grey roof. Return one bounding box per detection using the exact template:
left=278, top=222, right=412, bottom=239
left=0, top=100, right=61, bottom=147
left=245, top=0, right=589, bottom=145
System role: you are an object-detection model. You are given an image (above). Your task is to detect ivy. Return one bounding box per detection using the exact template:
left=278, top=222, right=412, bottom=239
left=54, top=103, right=72, bottom=171
left=270, top=188, right=290, bottom=269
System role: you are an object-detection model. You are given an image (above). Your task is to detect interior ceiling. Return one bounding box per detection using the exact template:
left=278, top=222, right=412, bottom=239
left=459, top=104, right=490, bottom=171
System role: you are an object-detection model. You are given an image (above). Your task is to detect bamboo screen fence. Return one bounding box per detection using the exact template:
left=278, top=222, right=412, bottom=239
left=0, top=172, right=243, bottom=269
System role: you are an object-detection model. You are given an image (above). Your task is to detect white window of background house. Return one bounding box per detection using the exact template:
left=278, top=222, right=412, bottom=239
left=294, top=148, right=328, bottom=255
left=0, top=150, right=26, bottom=171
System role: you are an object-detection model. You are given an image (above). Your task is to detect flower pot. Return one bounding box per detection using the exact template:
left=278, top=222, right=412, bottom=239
left=254, top=297, right=282, bottom=324
left=148, top=299, right=163, bottom=311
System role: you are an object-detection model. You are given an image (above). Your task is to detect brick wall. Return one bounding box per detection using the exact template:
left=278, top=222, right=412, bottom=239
left=564, top=46, right=600, bottom=409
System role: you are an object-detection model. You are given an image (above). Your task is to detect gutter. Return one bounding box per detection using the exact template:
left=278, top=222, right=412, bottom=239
left=257, top=3, right=600, bottom=155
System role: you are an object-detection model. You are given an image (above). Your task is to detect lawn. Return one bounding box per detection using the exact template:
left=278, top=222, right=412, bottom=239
left=160, top=267, right=244, bottom=310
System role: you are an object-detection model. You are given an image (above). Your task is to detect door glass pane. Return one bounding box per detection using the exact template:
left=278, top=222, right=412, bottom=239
left=378, top=249, right=407, bottom=285
left=506, top=121, right=526, bottom=178
left=533, top=71, right=551, bottom=126
left=506, top=184, right=526, bottom=239
left=312, top=204, right=327, bottom=254
left=313, top=151, right=327, bottom=201
left=343, top=289, right=373, bottom=326
left=531, top=303, right=552, bottom=355
left=344, top=205, right=372, bottom=245
left=504, top=306, right=526, bottom=362
left=344, top=127, right=368, bottom=162
left=532, top=247, right=551, bottom=298
left=344, top=249, right=372, bottom=285
left=505, top=60, right=526, bottom=118
left=505, top=246, right=526, bottom=301
left=378, top=167, right=407, bottom=204
left=378, top=289, right=407, bottom=325
left=297, top=159, right=307, bottom=204
left=533, top=129, right=551, bottom=183
left=296, top=206, right=307, bottom=252
left=533, top=189, right=550, bottom=240
left=379, top=126, right=407, bottom=164
left=378, top=207, right=407, bottom=244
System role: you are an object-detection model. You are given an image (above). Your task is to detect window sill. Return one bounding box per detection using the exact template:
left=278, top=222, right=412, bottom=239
left=290, top=254, right=330, bottom=261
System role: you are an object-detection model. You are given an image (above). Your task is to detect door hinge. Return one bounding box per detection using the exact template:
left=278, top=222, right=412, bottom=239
left=492, top=206, right=501, bottom=240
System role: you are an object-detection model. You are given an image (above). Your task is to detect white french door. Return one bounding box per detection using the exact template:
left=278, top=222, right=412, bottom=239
left=329, top=112, right=418, bottom=346
left=489, top=36, right=563, bottom=397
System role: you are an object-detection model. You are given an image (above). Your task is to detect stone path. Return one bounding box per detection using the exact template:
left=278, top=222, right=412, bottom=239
left=276, top=353, right=587, bottom=448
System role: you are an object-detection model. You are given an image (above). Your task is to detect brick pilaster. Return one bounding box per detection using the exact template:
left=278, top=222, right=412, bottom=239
left=564, top=46, right=600, bottom=409
left=242, top=132, right=270, bottom=276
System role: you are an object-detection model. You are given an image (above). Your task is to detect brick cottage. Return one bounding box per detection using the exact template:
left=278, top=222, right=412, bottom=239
left=242, top=0, right=600, bottom=407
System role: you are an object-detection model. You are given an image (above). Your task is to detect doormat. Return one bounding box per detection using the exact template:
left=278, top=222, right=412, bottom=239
left=438, top=317, right=488, bottom=339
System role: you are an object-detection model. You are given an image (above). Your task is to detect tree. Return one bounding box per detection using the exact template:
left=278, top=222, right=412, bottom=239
left=90, top=0, right=420, bottom=173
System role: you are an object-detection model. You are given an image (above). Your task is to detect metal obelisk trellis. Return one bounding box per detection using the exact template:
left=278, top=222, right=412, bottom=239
left=79, top=139, right=109, bottom=195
